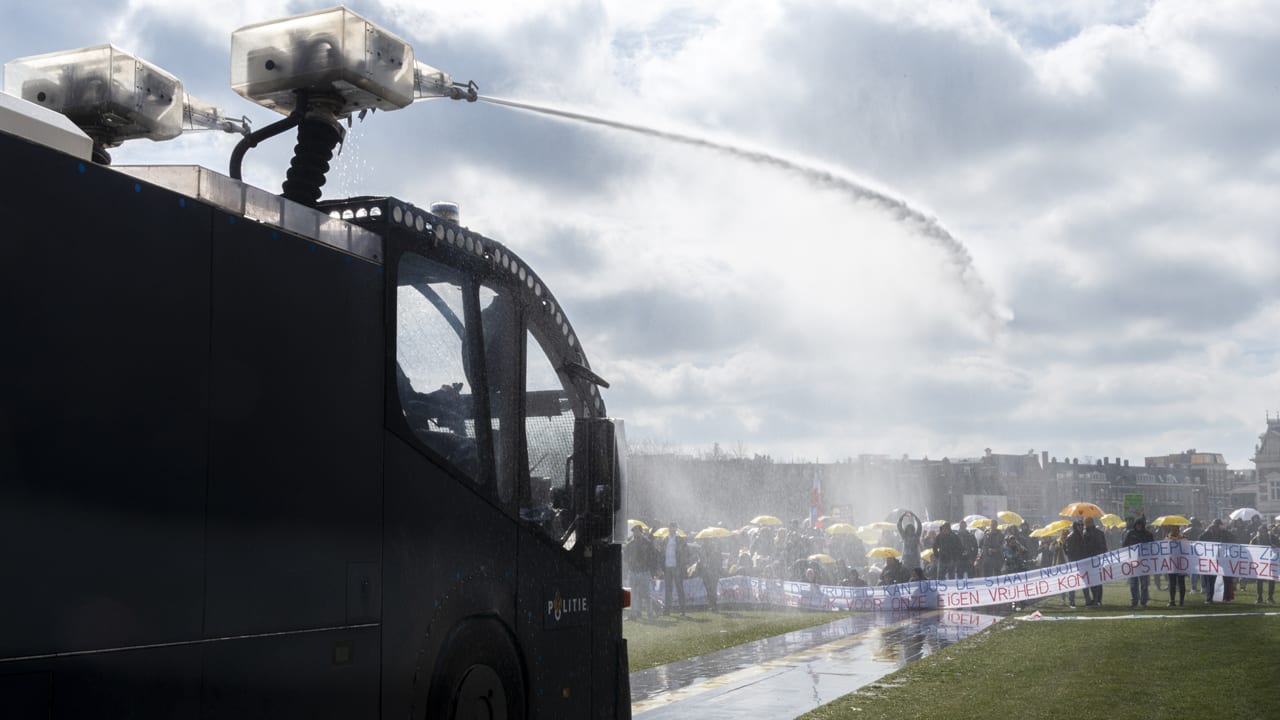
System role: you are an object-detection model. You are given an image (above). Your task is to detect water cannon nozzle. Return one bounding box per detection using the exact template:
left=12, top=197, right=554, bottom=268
left=183, top=92, right=252, bottom=136
left=449, top=79, right=479, bottom=103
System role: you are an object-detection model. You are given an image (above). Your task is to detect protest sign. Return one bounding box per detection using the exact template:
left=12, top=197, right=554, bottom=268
left=650, top=540, right=1278, bottom=612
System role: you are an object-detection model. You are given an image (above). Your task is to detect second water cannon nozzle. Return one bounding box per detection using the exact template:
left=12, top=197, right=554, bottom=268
left=413, top=61, right=478, bottom=103
left=183, top=92, right=252, bottom=136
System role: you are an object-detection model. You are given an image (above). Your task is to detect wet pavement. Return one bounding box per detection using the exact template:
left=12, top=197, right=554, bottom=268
left=631, top=610, right=1003, bottom=719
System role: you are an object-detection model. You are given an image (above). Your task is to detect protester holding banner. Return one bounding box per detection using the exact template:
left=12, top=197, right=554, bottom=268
left=1166, top=524, right=1188, bottom=607
left=1185, top=517, right=1204, bottom=593
left=1064, top=520, right=1085, bottom=604
left=1082, top=517, right=1108, bottom=606
left=1200, top=519, right=1229, bottom=603
left=1251, top=524, right=1277, bottom=604
left=1122, top=516, right=1155, bottom=609
left=1053, top=528, right=1077, bottom=608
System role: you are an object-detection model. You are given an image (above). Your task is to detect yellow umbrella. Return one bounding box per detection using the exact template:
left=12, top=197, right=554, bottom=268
left=1043, top=519, right=1074, bottom=535
left=855, top=526, right=882, bottom=542
left=865, top=521, right=896, bottom=531
left=1060, top=502, right=1104, bottom=519
left=998, top=522, right=1017, bottom=531
left=695, top=526, right=733, bottom=539
left=808, top=553, right=837, bottom=564
left=1151, top=515, right=1192, bottom=527
left=1100, top=513, right=1125, bottom=529
left=997, top=510, right=1023, bottom=525
left=921, top=548, right=935, bottom=562
left=628, top=519, right=649, bottom=530
left=867, top=547, right=902, bottom=559
left=751, top=515, right=783, bottom=526
left=1028, top=527, right=1051, bottom=538
left=826, top=523, right=858, bottom=536
left=653, top=527, right=687, bottom=538
left=970, top=518, right=993, bottom=529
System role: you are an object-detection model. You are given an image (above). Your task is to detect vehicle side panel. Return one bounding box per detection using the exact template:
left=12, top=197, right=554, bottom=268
left=201, top=211, right=385, bottom=715
left=0, top=138, right=211, bottom=663
left=381, top=431, right=517, bottom=719
left=203, top=213, right=384, bottom=637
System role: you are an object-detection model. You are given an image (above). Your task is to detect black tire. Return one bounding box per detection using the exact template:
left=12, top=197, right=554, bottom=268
left=427, top=618, right=525, bottom=720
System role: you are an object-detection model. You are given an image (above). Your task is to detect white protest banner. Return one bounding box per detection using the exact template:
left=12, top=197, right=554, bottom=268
left=650, top=540, right=1279, bottom=612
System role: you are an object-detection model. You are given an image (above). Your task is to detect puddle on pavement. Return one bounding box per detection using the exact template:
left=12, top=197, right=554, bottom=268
left=631, top=609, right=1004, bottom=720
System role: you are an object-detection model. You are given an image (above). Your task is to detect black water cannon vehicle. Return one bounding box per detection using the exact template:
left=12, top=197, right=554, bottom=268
left=0, top=6, right=629, bottom=719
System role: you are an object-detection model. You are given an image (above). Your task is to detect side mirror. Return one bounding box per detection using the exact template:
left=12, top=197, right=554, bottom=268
left=571, top=418, right=622, bottom=543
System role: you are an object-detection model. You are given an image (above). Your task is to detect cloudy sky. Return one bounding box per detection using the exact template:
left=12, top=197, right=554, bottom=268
left=8, top=0, right=1280, bottom=467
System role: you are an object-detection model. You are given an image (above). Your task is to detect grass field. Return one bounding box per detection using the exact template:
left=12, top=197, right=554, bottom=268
left=801, top=580, right=1280, bottom=719
left=623, top=607, right=840, bottom=671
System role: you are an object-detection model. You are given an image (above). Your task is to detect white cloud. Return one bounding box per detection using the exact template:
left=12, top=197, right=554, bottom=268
left=11, top=0, right=1280, bottom=467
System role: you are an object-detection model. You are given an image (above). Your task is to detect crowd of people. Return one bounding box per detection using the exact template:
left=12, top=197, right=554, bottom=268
left=622, top=509, right=1280, bottom=619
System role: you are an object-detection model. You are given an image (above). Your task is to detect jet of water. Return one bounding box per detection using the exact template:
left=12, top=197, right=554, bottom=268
left=476, top=94, right=1008, bottom=332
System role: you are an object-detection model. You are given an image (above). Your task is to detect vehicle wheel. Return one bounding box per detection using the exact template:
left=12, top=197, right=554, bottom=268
left=427, top=619, right=525, bottom=720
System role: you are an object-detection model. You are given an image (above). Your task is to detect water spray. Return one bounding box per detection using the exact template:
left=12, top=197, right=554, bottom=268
left=476, top=94, right=1006, bottom=328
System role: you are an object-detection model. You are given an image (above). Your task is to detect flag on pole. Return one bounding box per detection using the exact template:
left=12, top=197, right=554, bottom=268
left=810, top=470, right=823, bottom=529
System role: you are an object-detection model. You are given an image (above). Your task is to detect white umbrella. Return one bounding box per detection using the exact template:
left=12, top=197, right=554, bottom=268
left=1230, top=507, right=1261, bottom=522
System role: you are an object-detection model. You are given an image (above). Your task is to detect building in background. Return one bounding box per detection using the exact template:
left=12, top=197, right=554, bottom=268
left=1144, top=449, right=1229, bottom=520
left=626, top=439, right=1256, bottom=531
left=1252, top=415, right=1280, bottom=518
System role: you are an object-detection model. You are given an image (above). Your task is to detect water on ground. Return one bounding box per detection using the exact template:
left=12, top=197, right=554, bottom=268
left=631, top=609, right=1003, bottom=719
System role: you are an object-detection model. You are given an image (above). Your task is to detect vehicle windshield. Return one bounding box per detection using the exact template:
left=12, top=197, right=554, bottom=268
left=395, top=248, right=585, bottom=544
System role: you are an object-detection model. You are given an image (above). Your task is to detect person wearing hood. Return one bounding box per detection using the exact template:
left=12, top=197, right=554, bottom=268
left=1122, top=516, right=1155, bottom=609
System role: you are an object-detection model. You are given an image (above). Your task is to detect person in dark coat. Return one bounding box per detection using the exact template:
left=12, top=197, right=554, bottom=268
left=957, top=520, right=979, bottom=578
left=624, top=525, right=658, bottom=619
left=1063, top=522, right=1087, bottom=608
left=1122, top=517, right=1155, bottom=609
left=878, top=556, right=911, bottom=586
left=1082, top=516, right=1108, bottom=606
left=1199, top=519, right=1230, bottom=603
left=1166, top=524, right=1188, bottom=607
left=698, top=537, right=722, bottom=612
left=1253, top=525, right=1277, bottom=604
left=1185, top=517, right=1204, bottom=593
left=979, top=522, right=1005, bottom=577
left=931, top=522, right=964, bottom=579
